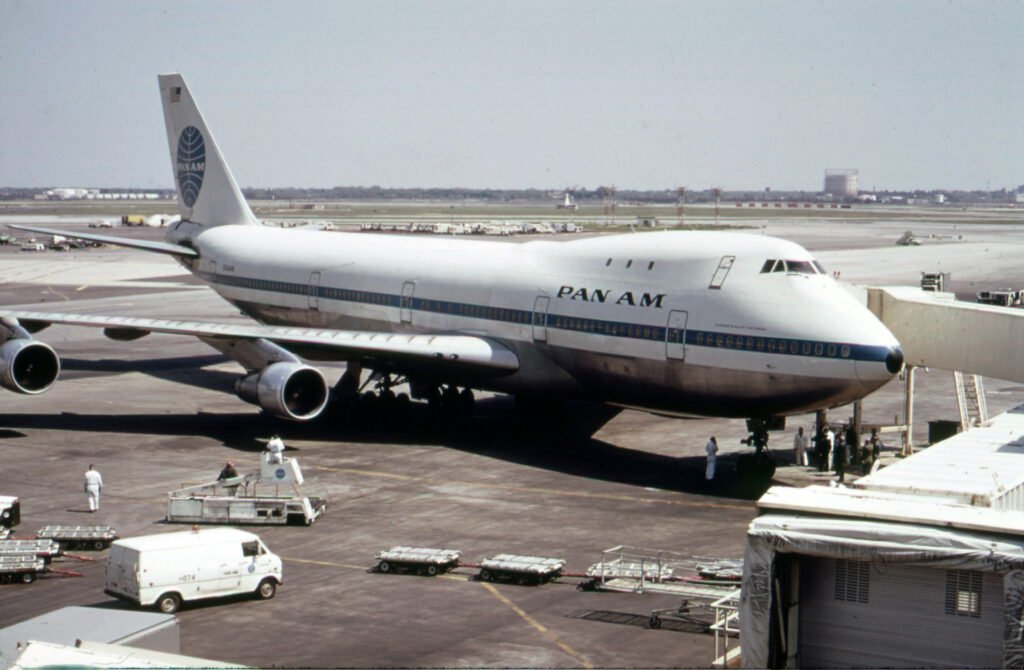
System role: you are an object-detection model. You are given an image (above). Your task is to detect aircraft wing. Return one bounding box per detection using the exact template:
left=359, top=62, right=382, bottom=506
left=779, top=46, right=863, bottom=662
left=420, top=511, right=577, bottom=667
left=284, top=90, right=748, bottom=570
left=6, top=224, right=198, bottom=258
left=1, top=310, right=519, bottom=377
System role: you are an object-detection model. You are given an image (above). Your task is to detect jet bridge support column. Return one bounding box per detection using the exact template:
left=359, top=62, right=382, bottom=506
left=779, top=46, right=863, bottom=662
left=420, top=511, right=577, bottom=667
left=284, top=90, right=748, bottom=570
left=903, top=366, right=915, bottom=456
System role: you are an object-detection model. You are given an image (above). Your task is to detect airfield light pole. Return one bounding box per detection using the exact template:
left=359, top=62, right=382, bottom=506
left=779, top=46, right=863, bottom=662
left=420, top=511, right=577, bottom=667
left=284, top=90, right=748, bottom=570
left=713, top=187, right=721, bottom=226
left=676, top=186, right=686, bottom=225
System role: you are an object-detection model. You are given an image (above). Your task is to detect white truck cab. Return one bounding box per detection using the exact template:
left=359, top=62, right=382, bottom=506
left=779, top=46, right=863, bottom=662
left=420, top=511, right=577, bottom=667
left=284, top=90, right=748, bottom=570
left=105, top=527, right=282, bottom=613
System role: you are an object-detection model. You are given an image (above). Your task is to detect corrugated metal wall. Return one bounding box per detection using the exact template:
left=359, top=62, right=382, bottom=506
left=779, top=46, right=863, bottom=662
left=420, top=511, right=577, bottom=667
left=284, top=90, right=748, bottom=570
left=798, top=558, right=1003, bottom=668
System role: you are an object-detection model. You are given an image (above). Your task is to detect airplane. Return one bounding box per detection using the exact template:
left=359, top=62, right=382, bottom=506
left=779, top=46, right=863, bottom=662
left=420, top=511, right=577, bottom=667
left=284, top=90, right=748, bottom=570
left=1, top=73, right=904, bottom=444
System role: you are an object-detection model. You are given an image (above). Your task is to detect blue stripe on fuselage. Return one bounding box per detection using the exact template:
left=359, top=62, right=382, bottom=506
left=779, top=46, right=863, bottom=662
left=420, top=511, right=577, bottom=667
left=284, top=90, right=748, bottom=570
left=201, top=271, right=891, bottom=364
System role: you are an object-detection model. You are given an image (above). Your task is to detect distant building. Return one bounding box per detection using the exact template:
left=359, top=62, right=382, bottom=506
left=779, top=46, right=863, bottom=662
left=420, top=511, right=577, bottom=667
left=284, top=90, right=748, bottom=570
left=824, top=169, right=859, bottom=197
left=556, top=192, right=577, bottom=210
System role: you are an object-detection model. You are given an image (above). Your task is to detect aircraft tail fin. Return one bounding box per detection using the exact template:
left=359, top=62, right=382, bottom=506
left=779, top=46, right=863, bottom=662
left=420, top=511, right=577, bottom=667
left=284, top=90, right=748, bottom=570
left=158, top=73, right=258, bottom=227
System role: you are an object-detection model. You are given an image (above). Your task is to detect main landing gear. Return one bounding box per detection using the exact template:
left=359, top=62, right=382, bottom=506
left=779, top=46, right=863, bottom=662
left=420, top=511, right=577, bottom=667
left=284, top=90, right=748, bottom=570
left=332, top=364, right=475, bottom=421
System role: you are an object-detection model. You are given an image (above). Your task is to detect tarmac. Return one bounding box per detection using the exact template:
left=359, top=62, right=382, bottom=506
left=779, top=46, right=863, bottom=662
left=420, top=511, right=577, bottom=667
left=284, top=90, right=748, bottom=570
left=1, top=209, right=1023, bottom=668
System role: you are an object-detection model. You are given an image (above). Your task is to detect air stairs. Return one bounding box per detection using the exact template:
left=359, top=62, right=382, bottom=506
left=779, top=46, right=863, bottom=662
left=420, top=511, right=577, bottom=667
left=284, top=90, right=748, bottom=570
left=954, top=371, right=987, bottom=430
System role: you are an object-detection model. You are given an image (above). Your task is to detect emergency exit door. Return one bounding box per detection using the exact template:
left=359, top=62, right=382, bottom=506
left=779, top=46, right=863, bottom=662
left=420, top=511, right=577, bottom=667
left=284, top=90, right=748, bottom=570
left=666, top=310, right=688, bottom=360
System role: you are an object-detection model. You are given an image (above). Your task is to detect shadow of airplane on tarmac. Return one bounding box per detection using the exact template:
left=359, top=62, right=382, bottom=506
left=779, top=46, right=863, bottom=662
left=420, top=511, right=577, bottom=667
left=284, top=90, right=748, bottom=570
left=0, top=396, right=768, bottom=501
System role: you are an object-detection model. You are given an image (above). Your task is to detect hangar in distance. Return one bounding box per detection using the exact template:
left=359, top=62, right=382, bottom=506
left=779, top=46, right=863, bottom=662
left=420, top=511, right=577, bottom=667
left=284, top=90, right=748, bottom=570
left=1, top=73, right=904, bottom=433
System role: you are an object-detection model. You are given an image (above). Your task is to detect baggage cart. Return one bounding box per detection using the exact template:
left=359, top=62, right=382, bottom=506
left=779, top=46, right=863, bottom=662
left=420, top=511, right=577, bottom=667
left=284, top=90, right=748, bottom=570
left=0, top=539, right=62, bottom=563
left=35, top=525, right=118, bottom=551
left=375, top=546, right=461, bottom=576
left=478, top=554, right=565, bottom=585
left=0, top=554, right=46, bottom=584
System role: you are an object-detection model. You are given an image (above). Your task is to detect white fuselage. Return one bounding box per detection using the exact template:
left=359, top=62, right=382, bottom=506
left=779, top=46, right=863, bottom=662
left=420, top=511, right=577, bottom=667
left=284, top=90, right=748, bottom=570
left=169, top=223, right=902, bottom=418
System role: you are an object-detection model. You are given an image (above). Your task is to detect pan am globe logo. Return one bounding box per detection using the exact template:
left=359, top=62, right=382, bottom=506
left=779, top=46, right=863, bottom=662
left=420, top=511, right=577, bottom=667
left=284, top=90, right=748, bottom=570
left=176, top=126, right=206, bottom=208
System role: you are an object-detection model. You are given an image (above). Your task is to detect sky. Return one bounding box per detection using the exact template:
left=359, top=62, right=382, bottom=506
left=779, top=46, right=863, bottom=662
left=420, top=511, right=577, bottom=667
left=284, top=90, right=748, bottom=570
left=1, top=0, right=1022, bottom=191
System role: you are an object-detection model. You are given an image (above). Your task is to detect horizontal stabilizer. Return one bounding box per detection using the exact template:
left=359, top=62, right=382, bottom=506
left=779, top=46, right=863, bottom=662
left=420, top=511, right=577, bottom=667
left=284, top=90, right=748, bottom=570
left=6, top=225, right=199, bottom=258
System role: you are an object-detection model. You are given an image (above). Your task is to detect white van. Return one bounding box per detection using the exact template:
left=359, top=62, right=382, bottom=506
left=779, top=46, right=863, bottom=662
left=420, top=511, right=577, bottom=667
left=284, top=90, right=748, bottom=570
left=105, top=527, right=282, bottom=613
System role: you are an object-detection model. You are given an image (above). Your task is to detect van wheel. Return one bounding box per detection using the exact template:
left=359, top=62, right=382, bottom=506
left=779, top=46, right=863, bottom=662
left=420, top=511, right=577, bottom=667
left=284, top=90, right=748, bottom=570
left=21, top=572, right=36, bottom=584
left=256, top=579, right=276, bottom=600
left=157, top=592, right=181, bottom=614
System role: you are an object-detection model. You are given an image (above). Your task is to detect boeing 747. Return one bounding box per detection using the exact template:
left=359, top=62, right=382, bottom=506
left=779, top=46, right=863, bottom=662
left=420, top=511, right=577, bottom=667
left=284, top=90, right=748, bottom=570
left=1, top=74, right=903, bottom=440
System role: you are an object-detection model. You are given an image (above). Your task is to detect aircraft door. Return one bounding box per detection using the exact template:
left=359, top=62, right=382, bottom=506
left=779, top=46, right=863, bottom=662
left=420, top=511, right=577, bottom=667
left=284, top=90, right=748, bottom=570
left=400, top=281, right=415, bottom=324
left=666, top=310, right=688, bottom=360
left=532, top=296, right=550, bottom=342
left=308, top=271, right=321, bottom=311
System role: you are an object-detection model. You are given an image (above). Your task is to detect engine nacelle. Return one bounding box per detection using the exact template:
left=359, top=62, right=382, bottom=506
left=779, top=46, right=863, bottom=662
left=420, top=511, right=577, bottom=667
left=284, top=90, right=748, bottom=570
left=0, top=338, right=60, bottom=395
left=235, top=362, right=328, bottom=421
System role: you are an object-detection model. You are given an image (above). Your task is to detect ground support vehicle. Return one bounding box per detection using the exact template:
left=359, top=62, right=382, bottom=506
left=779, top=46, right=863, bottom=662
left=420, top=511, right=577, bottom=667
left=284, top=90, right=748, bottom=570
left=0, top=554, right=46, bottom=584
left=0, top=495, right=20, bottom=529
left=167, top=454, right=325, bottom=526
left=375, top=546, right=461, bottom=576
left=477, top=554, right=565, bottom=585
left=36, top=525, right=118, bottom=551
left=105, top=527, right=282, bottom=614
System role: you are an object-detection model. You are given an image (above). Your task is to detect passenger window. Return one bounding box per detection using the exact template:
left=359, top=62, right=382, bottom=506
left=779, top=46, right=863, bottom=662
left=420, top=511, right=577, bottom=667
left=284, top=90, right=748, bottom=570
left=242, top=541, right=259, bottom=557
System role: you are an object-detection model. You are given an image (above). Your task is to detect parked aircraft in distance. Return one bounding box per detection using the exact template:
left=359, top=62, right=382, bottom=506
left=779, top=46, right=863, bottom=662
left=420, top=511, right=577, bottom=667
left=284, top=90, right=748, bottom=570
left=2, top=74, right=903, bottom=442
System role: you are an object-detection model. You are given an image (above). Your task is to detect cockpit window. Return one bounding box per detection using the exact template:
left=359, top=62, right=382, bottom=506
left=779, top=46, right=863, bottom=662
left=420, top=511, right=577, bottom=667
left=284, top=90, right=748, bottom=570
left=760, top=259, right=822, bottom=275
left=786, top=260, right=815, bottom=274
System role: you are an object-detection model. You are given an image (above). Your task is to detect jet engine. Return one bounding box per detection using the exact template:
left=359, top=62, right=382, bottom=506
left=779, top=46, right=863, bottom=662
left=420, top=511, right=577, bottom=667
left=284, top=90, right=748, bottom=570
left=0, top=338, right=60, bottom=395
left=235, top=362, right=329, bottom=421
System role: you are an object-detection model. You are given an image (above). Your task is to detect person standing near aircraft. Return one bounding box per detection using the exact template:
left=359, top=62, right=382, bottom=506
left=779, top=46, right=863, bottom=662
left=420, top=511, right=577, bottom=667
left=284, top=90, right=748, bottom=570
left=817, top=425, right=834, bottom=473
left=83, top=464, right=103, bottom=512
left=217, top=461, right=239, bottom=481
left=793, top=427, right=809, bottom=467
left=266, top=435, right=285, bottom=464
left=705, top=436, right=719, bottom=481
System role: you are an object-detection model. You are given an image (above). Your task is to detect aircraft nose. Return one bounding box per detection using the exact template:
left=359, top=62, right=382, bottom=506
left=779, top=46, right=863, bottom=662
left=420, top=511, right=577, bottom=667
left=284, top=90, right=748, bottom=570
left=885, top=346, right=904, bottom=374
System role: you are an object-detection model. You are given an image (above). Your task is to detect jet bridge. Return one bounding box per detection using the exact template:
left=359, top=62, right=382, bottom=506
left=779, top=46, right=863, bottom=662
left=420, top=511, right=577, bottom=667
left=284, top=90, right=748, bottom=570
left=865, top=286, right=1024, bottom=453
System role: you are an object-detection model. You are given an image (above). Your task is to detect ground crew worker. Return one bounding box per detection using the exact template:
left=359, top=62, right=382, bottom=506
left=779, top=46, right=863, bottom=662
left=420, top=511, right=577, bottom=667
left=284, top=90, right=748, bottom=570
left=217, top=461, right=239, bottom=481
left=793, top=427, right=809, bottom=467
left=267, top=435, right=285, bottom=464
left=705, top=436, right=719, bottom=481
left=84, top=464, right=103, bottom=512
left=834, top=431, right=847, bottom=483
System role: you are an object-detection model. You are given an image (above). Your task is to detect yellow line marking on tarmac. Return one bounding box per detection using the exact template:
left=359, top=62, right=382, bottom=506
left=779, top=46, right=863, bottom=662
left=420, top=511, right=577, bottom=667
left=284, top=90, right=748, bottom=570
left=45, top=284, right=70, bottom=301
left=75, top=285, right=89, bottom=291
left=311, top=465, right=752, bottom=510
left=480, top=581, right=594, bottom=669
left=283, top=556, right=368, bottom=571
